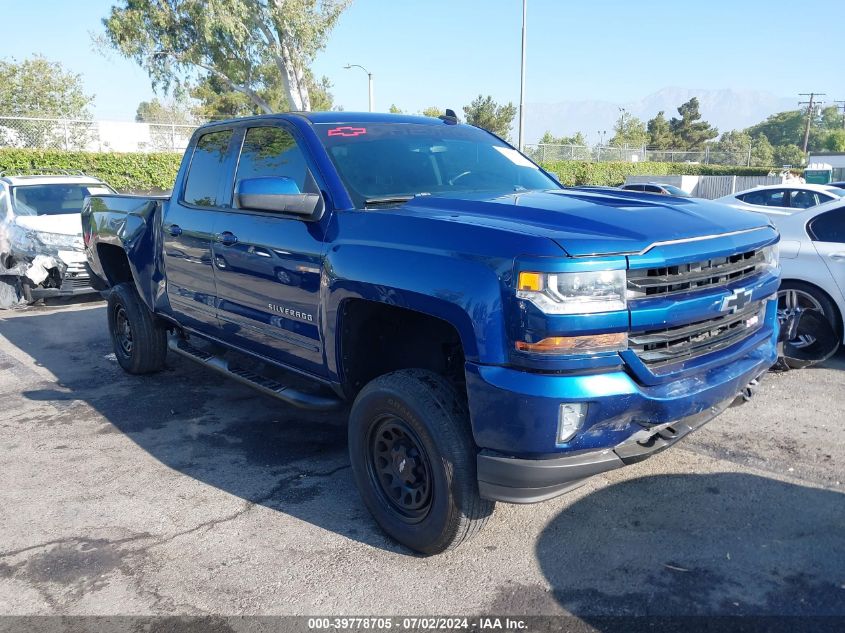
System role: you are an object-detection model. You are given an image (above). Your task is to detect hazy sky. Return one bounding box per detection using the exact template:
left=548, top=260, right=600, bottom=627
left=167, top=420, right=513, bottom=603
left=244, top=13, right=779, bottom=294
left=1, top=0, right=840, bottom=119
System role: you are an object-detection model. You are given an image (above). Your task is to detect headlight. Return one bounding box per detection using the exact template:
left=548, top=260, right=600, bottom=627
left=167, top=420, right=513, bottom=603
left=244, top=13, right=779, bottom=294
left=31, top=231, right=84, bottom=251
left=761, top=243, right=779, bottom=270
left=516, top=269, right=627, bottom=314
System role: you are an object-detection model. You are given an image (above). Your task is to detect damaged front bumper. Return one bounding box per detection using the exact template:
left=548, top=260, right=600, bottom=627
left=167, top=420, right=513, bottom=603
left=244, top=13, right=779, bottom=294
left=0, top=222, right=79, bottom=308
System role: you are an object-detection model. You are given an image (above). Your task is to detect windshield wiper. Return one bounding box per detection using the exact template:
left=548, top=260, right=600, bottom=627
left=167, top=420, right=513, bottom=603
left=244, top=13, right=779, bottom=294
left=364, top=193, right=433, bottom=208
left=364, top=195, right=415, bottom=208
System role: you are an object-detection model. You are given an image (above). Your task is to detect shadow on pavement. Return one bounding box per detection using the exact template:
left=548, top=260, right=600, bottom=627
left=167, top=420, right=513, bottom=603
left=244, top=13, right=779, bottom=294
left=1, top=305, right=404, bottom=554
left=530, top=472, right=845, bottom=619
left=817, top=347, right=845, bottom=371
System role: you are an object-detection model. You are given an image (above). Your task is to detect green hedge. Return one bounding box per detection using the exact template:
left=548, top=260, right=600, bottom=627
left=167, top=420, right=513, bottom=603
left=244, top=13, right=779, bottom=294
left=540, top=160, right=788, bottom=187
left=0, top=148, right=182, bottom=193
left=0, top=149, right=794, bottom=192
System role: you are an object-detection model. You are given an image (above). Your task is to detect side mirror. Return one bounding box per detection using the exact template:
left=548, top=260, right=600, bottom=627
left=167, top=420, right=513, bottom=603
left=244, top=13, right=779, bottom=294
left=235, top=177, right=324, bottom=220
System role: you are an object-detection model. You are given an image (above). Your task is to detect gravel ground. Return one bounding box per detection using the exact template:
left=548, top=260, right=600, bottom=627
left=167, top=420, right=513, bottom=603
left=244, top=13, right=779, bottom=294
left=0, top=298, right=843, bottom=618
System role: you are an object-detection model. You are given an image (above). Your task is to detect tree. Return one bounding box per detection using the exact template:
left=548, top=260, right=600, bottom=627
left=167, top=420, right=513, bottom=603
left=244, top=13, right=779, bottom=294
left=135, top=98, right=194, bottom=125
left=773, top=144, right=805, bottom=167
left=646, top=111, right=674, bottom=149
left=98, top=0, right=350, bottom=113
left=751, top=133, right=774, bottom=167
left=135, top=98, right=196, bottom=150
left=0, top=55, right=95, bottom=149
left=609, top=108, right=648, bottom=148
left=189, top=66, right=335, bottom=120
left=462, top=95, right=517, bottom=140
left=824, top=129, right=845, bottom=152
left=714, top=130, right=752, bottom=165
left=388, top=104, right=403, bottom=114
left=420, top=106, right=444, bottom=118
left=746, top=110, right=805, bottom=148
left=669, top=98, right=718, bottom=149
left=0, top=55, right=93, bottom=119
left=539, top=130, right=587, bottom=146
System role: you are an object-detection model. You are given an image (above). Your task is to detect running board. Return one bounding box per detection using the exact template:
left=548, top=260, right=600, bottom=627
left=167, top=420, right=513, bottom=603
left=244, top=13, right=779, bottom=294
left=167, top=337, right=342, bottom=411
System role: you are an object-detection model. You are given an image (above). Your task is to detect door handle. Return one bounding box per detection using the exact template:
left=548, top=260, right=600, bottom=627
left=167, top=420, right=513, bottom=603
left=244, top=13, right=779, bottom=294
left=829, top=252, right=845, bottom=261
left=215, top=231, right=239, bottom=247
left=168, top=224, right=182, bottom=237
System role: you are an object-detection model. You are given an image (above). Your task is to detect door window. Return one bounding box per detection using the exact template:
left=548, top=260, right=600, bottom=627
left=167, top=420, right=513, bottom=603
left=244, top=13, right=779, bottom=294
left=235, top=126, right=316, bottom=193
left=789, top=190, right=825, bottom=209
left=809, top=208, right=845, bottom=243
left=183, top=130, right=233, bottom=207
left=737, top=189, right=787, bottom=207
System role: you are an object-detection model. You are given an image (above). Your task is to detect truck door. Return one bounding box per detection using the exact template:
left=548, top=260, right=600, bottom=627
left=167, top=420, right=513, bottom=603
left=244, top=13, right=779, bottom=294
left=162, top=127, right=237, bottom=333
left=211, top=124, right=328, bottom=376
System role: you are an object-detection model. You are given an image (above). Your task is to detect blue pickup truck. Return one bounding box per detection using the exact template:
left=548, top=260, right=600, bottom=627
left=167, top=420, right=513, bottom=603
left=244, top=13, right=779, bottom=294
left=82, top=112, right=780, bottom=554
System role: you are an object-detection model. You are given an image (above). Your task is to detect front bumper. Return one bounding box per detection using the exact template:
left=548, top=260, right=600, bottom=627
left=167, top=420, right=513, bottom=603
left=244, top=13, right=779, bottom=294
left=30, top=260, right=96, bottom=298
left=467, top=300, right=779, bottom=503
left=477, top=394, right=737, bottom=503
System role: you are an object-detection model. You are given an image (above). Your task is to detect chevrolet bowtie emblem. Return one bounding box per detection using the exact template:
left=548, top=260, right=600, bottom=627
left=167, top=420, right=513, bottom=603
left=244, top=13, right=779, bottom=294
left=720, top=288, right=753, bottom=314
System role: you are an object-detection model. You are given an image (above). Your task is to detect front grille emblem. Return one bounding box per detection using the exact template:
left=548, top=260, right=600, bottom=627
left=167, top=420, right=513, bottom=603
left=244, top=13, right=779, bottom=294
left=720, top=288, right=753, bottom=314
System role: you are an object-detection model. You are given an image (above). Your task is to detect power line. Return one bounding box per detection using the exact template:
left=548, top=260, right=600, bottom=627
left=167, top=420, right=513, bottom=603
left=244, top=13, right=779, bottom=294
left=798, top=92, right=825, bottom=154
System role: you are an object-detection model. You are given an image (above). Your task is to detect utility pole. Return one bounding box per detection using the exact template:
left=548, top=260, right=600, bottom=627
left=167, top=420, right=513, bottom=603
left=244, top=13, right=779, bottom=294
left=518, top=0, right=527, bottom=152
left=835, top=100, right=845, bottom=129
left=799, top=93, right=825, bottom=155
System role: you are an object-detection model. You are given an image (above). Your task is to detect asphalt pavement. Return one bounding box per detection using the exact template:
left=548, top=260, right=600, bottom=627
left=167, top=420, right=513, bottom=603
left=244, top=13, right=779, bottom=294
left=0, top=299, right=843, bottom=618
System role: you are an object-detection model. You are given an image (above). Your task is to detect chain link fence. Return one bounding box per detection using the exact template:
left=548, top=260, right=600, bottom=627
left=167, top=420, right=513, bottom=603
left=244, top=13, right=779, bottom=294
left=0, top=116, right=197, bottom=152
left=523, top=143, right=755, bottom=166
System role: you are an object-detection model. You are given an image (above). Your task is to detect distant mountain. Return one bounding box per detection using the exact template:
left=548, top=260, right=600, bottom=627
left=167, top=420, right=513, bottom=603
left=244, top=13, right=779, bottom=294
left=525, top=87, right=796, bottom=145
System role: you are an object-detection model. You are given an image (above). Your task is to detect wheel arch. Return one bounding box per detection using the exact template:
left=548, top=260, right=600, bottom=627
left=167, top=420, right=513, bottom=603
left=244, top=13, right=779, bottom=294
left=335, top=298, right=470, bottom=400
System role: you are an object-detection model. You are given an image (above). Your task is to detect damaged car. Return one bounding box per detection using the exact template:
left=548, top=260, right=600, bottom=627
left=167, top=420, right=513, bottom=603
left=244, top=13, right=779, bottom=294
left=0, top=172, right=115, bottom=308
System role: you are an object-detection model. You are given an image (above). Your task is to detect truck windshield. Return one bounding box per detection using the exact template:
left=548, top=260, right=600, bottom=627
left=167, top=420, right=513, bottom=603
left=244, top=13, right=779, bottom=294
left=314, top=122, right=559, bottom=208
left=11, top=184, right=115, bottom=216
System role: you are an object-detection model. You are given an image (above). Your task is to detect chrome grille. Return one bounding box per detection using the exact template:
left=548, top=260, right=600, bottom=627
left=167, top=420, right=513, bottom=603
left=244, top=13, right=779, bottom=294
left=630, top=301, right=766, bottom=368
left=63, top=261, right=91, bottom=290
left=628, top=248, right=765, bottom=299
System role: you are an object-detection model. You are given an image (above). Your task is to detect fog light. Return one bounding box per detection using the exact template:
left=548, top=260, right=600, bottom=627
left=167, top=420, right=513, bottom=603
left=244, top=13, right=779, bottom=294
left=558, top=403, right=587, bottom=443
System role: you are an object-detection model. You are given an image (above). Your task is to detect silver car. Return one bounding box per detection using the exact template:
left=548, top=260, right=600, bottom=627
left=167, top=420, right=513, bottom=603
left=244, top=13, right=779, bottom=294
left=0, top=171, right=115, bottom=305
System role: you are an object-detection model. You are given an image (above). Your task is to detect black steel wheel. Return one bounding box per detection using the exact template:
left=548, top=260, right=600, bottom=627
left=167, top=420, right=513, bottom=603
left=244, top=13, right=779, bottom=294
left=107, top=282, right=167, bottom=374
left=367, top=415, right=433, bottom=522
left=348, top=369, right=494, bottom=555
left=113, top=304, right=134, bottom=356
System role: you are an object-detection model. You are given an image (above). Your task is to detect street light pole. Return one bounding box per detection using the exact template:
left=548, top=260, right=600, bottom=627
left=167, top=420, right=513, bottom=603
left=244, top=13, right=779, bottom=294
left=518, top=0, right=527, bottom=152
left=344, top=64, right=374, bottom=112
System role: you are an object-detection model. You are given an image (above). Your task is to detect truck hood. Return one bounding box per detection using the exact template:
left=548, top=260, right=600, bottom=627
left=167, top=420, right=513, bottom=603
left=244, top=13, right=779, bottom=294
left=14, top=213, right=83, bottom=236
left=402, top=190, right=772, bottom=256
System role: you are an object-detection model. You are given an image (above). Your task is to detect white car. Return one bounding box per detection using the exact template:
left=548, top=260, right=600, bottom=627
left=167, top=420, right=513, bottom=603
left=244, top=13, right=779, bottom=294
left=758, top=198, right=845, bottom=356
left=0, top=172, right=115, bottom=304
left=714, top=183, right=845, bottom=215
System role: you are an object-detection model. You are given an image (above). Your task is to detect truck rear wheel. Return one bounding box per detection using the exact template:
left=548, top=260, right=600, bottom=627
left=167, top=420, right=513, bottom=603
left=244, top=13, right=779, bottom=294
left=107, top=282, right=167, bottom=374
left=348, top=369, right=494, bottom=554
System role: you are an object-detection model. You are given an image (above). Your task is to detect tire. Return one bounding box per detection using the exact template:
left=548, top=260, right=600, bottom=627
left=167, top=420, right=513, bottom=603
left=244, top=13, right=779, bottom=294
left=777, top=281, right=842, bottom=369
left=107, top=282, right=167, bottom=374
left=348, top=369, right=494, bottom=555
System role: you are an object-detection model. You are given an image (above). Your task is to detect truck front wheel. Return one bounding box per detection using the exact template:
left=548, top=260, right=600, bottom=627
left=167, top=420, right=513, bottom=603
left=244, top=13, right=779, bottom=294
left=348, top=369, right=494, bottom=554
left=107, top=282, right=167, bottom=374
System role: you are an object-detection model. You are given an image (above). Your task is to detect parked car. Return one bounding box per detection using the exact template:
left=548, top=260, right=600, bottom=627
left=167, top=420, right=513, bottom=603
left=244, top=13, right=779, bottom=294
left=714, top=183, right=845, bottom=214
left=829, top=181, right=845, bottom=189
left=0, top=172, right=115, bottom=306
left=755, top=198, right=845, bottom=360
left=83, top=112, right=780, bottom=554
left=620, top=182, right=691, bottom=197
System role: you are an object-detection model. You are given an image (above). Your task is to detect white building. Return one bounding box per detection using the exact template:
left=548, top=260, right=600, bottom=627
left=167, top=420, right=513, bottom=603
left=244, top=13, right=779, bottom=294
left=808, top=152, right=845, bottom=181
